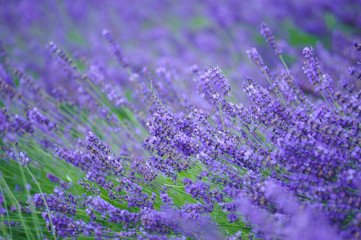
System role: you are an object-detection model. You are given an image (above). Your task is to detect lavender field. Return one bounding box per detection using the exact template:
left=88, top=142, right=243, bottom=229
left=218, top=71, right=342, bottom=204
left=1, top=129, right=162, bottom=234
left=1, top=1, right=361, bottom=239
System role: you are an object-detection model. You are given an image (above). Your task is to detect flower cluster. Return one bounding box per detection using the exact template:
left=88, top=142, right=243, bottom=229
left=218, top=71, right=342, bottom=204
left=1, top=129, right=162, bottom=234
left=1, top=1, right=361, bottom=240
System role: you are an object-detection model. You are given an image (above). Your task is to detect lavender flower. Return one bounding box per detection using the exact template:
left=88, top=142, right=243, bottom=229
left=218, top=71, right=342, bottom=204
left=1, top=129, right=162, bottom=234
left=1, top=2, right=361, bottom=239
left=302, top=46, right=322, bottom=87
left=196, top=66, right=231, bottom=105
left=102, top=29, right=128, bottom=67
left=261, top=22, right=282, bottom=56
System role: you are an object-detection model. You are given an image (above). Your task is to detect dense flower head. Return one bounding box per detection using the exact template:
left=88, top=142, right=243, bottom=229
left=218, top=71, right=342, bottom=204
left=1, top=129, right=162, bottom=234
left=102, top=29, right=128, bottom=67
left=260, top=22, right=282, bottom=56
left=1, top=1, right=361, bottom=240
left=302, top=46, right=322, bottom=87
left=196, top=66, right=231, bottom=104
left=247, top=48, right=265, bottom=68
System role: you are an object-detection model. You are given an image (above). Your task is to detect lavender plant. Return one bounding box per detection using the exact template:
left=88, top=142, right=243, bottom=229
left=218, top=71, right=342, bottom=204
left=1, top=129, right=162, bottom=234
left=1, top=1, right=361, bottom=239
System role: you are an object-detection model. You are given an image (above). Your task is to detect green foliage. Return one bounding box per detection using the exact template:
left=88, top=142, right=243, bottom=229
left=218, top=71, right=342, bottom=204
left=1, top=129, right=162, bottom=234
left=283, top=21, right=319, bottom=47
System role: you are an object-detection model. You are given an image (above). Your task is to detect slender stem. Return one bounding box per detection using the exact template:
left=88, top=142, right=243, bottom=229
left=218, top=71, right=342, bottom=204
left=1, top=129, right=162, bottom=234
left=0, top=176, right=33, bottom=240
left=18, top=162, right=42, bottom=239
left=279, top=55, right=313, bottom=112
left=0, top=184, right=12, bottom=238
left=25, top=167, right=56, bottom=240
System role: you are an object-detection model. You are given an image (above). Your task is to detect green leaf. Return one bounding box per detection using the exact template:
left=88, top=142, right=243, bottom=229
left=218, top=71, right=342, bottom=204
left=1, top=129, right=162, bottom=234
left=283, top=21, right=318, bottom=47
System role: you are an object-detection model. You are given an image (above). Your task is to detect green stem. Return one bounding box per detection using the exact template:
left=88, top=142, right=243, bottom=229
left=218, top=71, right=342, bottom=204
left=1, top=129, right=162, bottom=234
left=25, top=167, right=56, bottom=240
left=0, top=184, right=12, bottom=238
left=0, top=176, right=34, bottom=240
left=18, top=163, right=42, bottom=239
left=279, top=55, right=313, bottom=112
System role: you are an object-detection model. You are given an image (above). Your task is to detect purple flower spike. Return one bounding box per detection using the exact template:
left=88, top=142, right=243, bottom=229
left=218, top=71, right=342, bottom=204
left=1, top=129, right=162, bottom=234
left=302, top=46, right=322, bottom=87
left=261, top=22, right=282, bottom=56
left=102, top=29, right=128, bottom=67
left=47, top=173, right=60, bottom=183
